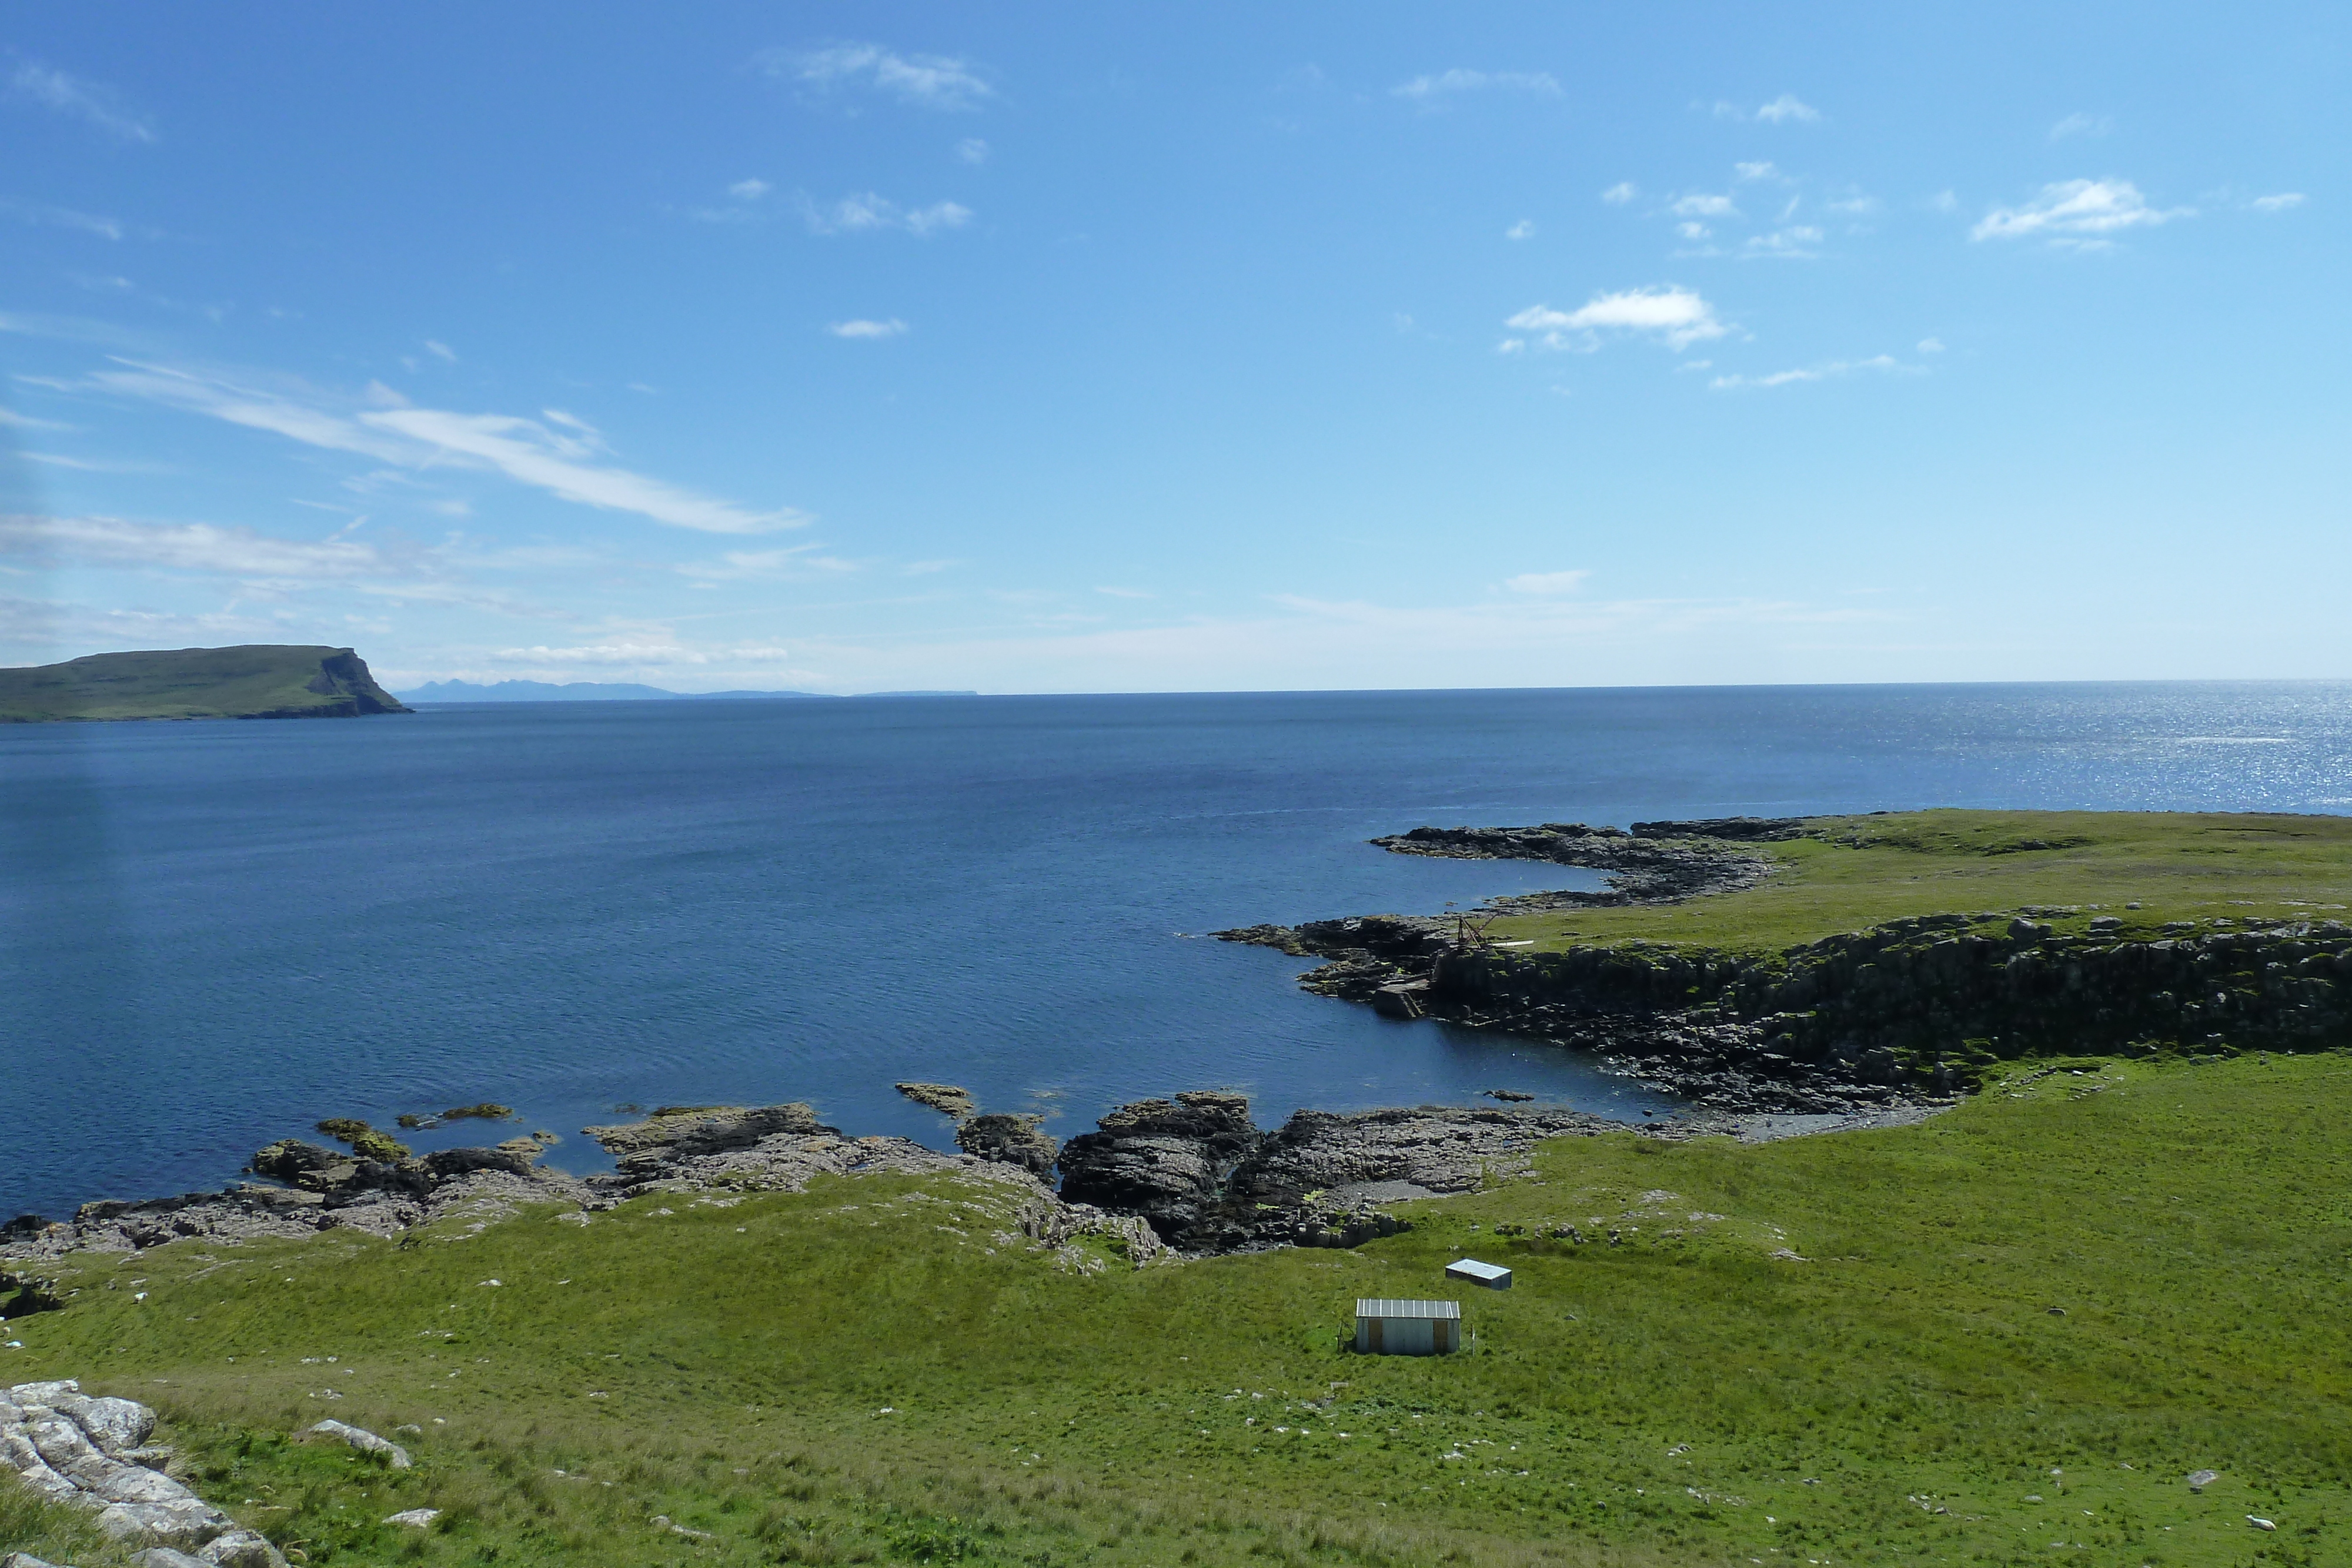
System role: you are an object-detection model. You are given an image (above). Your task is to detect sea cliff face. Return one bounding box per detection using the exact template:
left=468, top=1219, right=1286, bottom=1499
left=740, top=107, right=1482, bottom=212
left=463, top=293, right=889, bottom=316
left=0, top=644, right=410, bottom=722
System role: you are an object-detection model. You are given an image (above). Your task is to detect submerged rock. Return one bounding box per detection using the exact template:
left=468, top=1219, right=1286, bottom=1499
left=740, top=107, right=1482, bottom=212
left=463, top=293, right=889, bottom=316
left=894, top=1082, right=975, bottom=1120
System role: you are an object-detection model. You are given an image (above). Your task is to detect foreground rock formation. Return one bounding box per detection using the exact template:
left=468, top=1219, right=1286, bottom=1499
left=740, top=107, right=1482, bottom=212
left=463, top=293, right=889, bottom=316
left=1, top=1103, right=1162, bottom=1273
left=1, top=1380, right=282, bottom=1564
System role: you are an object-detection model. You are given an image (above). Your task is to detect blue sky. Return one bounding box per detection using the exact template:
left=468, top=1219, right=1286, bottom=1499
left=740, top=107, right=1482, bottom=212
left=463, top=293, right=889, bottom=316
left=1, top=4, right=2343, bottom=693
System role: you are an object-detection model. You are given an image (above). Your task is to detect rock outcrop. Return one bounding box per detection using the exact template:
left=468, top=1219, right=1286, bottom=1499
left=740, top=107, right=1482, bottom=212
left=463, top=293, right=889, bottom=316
left=1, top=1141, right=586, bottom=1263
left=1, top=1380, right=282, bottom=1564
left=1055, top=1092, right=1257, bottom=1241
left=955, top=1114, right=1060, bottom=1179
left=579, top=1105, right=971, bottom=1199
left=1230, top=1104, right=1628, bottom=1205
left=1365, top=820, right=1793, bottom=905
left=582, top=1104, right=833, bottom=1165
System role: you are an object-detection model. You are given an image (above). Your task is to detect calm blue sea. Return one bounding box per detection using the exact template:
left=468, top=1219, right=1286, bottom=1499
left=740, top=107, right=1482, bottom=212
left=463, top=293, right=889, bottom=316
left=6, top=682, right=2351, bottom=1220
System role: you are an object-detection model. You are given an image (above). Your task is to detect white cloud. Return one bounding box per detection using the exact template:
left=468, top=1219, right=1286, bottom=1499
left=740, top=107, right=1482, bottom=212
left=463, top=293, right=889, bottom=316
left=1504, top=570, right=1589, bottom=596
left=1601, top=182, right=1637, bottom=205
left=1734, top=161, right=1779, bottom=182
left=1094, top=585, right=1154, bottom=599
left=1755, top=94, right=1820, bottom=123
left=1505, top=219, right=1535, bottom=240
left=828, top=318, right=910, bottom=339
left=1972, top=179, right=2190, bottom=243
left=424, top=339, right=457, bottom=363
left=0, top=199, right=129, bottom=241
left=1672, top=193, right=1738, bottom=218
left=676, top=544, right=854, bottom=581
left=1710, top=354, right=1903, bottom=390
left=86, top=360, right=806, bottom=535
left=762, top=42, right=994, bottom=111
left=1927, top=190, right=1959, bottom=213
left=729, top=178, right=773, bottom=201
left=2250, top=192, right=2305, bottom=213
left=2049, top=112, right=2113, bottom=141
left=1391, top=68, right=1562, bottom=101
left=1504, top=286, right=1727, bottom=352
left=1676, top=222, right=1711, bottom=240
left=7, top=62, right=154, bottom=143
left=1714, top=95, right=1818, bottom=123
left=1744, top=226, right=1825, bottom=258
left=1917, top=337, right=1945, bottom=353
left=365, top=407, right=800, bottom=534
left=0, top=511, right=403, bottom=579
left=1824, top=193, right=1879, bottom=215
left=954, top=137, right=990, bottom=165
left=800, top=192, right=973, bottom=237
left=0, top=408, right=74, bottom=431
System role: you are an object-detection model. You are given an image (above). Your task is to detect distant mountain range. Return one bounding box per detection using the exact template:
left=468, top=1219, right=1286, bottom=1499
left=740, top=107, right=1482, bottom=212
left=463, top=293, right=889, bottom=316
left=395, top=680, right=977, bottom=703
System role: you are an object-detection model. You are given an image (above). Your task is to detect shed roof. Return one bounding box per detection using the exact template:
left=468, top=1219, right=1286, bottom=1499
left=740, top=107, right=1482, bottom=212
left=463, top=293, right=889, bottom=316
left=1355, top=1298, right=1461, bottom=1320
left=1446, top=1258, right=1511, bottom=1281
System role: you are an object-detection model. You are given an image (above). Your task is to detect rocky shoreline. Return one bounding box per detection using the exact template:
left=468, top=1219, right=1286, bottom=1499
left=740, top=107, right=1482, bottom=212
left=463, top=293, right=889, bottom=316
left=1, top=1078, right=1888, bottom=1282
left=1218, top=815, right=2352, bottom=1111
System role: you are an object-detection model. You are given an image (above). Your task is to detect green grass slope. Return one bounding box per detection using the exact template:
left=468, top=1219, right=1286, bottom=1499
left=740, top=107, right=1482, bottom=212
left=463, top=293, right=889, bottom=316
left=0, top=645, right=410, bottom=722
left=1493, top=810, right=2352, bottom=956
left=8, top=1052, right=2345, bottom=1566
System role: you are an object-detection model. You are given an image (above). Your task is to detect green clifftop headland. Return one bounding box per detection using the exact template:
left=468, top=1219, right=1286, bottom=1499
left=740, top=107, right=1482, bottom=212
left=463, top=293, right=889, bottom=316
left=0, top=644, right=411, bottom=723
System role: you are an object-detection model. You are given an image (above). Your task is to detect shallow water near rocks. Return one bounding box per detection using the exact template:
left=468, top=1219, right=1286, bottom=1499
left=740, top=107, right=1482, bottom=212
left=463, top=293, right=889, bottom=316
left=5, top=681, right=2349, bottom=1218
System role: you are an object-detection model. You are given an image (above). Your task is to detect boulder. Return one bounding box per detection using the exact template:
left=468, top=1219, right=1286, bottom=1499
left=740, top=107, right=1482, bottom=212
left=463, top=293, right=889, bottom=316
left=307, top=1419, right=409, bottom=1468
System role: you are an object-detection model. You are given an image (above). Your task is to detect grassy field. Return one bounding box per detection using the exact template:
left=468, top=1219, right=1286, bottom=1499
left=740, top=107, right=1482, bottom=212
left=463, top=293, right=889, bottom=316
left=1488, top=811, right=2352, bottom=957
left=8, top=1050, right=2346, bottom=1567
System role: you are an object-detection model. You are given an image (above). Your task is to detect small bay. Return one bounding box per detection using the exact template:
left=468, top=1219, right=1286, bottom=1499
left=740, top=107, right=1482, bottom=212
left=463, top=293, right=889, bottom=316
left=4, top=680, right=2348, bottom=1219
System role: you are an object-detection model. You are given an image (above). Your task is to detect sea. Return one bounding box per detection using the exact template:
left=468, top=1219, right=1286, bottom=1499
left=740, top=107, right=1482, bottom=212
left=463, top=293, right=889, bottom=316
left=5, top=681, right=2350, bottom=1221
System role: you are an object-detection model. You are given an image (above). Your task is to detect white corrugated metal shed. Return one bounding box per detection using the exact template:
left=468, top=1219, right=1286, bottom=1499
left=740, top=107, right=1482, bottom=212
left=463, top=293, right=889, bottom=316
left=1354, top=1298, right=1462, bottom=1356
left=1446, top=1258, right=1512, bottom=1289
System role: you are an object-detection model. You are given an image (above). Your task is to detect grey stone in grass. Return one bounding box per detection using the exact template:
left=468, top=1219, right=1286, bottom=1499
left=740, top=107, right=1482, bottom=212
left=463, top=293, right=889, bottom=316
left=308, top=1418, right=410, bottom=1468
left=2188, top=1468, right=2220, bottom=1490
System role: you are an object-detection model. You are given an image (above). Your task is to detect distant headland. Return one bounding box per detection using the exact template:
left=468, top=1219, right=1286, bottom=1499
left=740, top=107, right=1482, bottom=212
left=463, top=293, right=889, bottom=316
left=0, top=644, right=410, bottom=723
